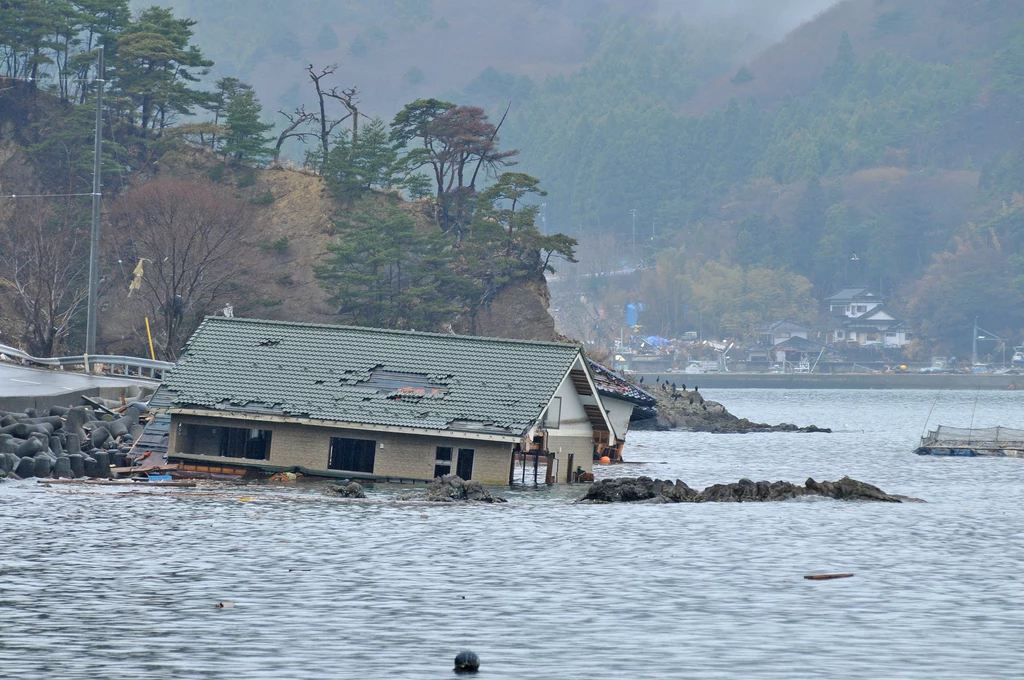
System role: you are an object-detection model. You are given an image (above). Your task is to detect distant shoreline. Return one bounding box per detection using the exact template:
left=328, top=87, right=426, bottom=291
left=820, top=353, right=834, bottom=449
left=635, top=372, right=1022, bottom=391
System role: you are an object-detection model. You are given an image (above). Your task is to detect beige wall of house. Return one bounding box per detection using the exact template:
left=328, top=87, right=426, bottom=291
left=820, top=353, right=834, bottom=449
left=168, top=415, right=515, bottom=485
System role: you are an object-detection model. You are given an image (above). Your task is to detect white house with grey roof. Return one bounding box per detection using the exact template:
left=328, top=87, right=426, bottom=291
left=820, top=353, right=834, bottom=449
left=826, top=288, right=910, bottom=347
left=158, top=317, right=619, bottom=484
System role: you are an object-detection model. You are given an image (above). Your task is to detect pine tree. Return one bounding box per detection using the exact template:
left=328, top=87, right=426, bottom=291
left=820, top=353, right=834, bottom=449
left=824, top=32, right=856, bottom=93
left=221, top=87, right=274, bottom=165
left=323, top=117, right=400, bottom=197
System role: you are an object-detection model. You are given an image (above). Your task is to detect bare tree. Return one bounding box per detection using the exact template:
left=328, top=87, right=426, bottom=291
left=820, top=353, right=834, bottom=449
left=274, top=105, right=317, bottom=161
left=306, top=64, right=355, bottom=167
left=108, top=179, right=260, bottom=359
left=0, top=203, right=89, bottom=356
left=325, top=85, right=360, bottom=145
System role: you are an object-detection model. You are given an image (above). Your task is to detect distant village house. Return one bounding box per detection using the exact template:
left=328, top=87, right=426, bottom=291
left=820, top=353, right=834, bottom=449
left=826, top=288, right=910, bottom=347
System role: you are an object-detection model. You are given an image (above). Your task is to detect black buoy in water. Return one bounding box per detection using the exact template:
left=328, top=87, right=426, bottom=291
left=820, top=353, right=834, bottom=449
left=454, top=650, right=480, bottom=673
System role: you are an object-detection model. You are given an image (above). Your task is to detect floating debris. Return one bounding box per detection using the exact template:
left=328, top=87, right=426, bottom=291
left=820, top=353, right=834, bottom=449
left=454, top=650, right=480, bottom=673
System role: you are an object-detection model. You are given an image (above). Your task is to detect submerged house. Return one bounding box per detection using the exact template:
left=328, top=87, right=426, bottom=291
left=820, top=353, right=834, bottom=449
left=586, top=359, right=658, bottom=454
left=157, top=317, right=620, bottom=484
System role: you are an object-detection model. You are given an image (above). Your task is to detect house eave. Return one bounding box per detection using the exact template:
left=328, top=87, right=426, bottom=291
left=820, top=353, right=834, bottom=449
left=165, top=407, right=524, bottom=443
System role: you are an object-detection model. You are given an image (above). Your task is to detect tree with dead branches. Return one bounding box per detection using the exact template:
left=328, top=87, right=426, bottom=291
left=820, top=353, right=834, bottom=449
left=0, top=203, right=89, bottom=355
left=326, top=84, right=360, bottom=146
left=108, top=179, right=259, bottom=359
left=306, top=64, right=358, bottom=170
left=274, top=105, right=317, bottom=161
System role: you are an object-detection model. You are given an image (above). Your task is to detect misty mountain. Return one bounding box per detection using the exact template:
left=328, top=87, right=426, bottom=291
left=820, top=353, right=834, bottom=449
left=141, top=0, right=836, bottom=122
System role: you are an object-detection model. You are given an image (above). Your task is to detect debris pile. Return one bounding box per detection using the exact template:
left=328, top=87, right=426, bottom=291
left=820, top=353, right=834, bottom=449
left=326, top=481, right=367, bottom=498
left=0, top=401, right=152, bottom=480
left=580, top=476, right=919, bottom=503
left=423, top=475, right=507, bottom=503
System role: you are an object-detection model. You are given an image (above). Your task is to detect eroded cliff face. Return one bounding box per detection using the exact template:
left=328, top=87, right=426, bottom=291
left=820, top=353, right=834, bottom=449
left=455, top=274, right=558, bottom=342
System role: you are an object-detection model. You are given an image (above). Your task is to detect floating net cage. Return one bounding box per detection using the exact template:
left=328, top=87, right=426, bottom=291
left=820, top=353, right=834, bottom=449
left=920, top=426, right=1024, bottom=448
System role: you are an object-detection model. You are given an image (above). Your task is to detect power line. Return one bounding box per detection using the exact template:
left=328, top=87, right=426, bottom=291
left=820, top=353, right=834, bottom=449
left=0, top=76, right=101, bottom=83
left=2, top=193, right=98, bottom=199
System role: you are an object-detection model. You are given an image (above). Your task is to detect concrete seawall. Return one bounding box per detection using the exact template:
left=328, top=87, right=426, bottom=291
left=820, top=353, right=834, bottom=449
left=0, top=364, right=158, bottom=411
left=638, top=372, right=1022, bottom=390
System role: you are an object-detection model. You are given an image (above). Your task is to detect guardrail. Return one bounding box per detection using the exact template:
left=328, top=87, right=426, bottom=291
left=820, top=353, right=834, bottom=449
left=0, top=343, right=174, bottom=380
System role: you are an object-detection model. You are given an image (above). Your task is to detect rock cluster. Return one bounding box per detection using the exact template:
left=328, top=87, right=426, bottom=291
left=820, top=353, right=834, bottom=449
left=424, top=475, right=507, bottom=503
left=580, top=476, right=915, bottom=503
left=634, top=385, right=831, bottom=433
left=0, top=404, right=146, bottom=480
left=326, top=481, right=366, bottom=498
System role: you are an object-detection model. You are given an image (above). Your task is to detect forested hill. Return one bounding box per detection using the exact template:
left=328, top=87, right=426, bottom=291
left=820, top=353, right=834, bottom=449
left=683, top=0, right=1024, bottom=115
left=0, top=1, right=578, bottom=358
left=489, top=0, right=1024, bottom=353
left=143, top=0, right=1024, bottom=351
left=4, top=0, right=1024, bottom=358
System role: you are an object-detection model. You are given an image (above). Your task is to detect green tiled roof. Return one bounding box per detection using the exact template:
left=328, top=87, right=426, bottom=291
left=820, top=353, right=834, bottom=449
left=162, top=317, right=583, bottom=436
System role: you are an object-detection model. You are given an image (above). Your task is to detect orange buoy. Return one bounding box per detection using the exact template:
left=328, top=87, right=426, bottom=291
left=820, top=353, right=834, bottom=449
left=599, top=456, right=611, bottom=464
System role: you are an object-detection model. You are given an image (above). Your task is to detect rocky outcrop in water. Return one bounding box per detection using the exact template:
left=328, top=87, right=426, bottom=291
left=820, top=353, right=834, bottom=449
left=580, top=476, right=917, bottom=503
left=423, top=475, right=507, bottom=503
left=326, top=481, right=366, bottom=498
left=0, top=404, right=144, bottom=480
left=632, top=383, right=831, bottom=433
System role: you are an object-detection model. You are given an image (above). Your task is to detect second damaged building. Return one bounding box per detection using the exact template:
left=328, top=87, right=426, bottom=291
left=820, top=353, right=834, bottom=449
left=158, top=318, right=622, bottom=484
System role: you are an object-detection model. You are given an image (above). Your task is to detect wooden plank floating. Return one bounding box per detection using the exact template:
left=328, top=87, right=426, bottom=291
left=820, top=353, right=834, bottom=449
left=109, top=464, right=179, bottom=474
left=38, top=479, right=197, bottom=488
left=804, top=573, right=854, bottom=581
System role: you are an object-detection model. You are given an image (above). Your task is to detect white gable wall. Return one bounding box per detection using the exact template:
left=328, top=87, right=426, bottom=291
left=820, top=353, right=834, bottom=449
left=602, top=396, right=634, bottom=442
left=541, top=364, right=596, bottom=476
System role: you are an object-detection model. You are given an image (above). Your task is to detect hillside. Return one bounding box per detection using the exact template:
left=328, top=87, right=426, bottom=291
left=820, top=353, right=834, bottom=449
left=4, top=0, right=1024, bottom=358
left=683, top=0, right=1024, bottom=116
left=149, top=0, right=833, bottom=121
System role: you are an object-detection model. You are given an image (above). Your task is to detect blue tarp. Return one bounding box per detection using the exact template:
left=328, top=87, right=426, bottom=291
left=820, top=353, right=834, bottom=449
left=625, top=303, right=643, bottom=327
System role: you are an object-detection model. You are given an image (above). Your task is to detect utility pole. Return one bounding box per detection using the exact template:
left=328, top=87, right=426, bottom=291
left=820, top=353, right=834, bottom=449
left=972, top=317, right=978, bottom=368
left=630, top=208, right=637, bottom=264
left=86, top=46, right=104, bottom=356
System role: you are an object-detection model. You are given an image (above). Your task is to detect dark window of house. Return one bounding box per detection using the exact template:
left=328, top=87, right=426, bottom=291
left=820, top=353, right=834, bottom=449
left=456, top=448, right=474, bottom=480
left=434, top=446, right=453, bottom=478
left=329, top=437, right=376, bottom=473
left=219, top=427, right=272, bottom=460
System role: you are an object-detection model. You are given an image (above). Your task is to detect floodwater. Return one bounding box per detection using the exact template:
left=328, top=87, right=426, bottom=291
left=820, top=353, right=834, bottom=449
left=1, top=389, right=1023, bottom=679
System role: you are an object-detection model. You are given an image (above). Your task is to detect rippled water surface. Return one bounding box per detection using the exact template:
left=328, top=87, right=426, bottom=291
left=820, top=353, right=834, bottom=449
left=2, top=389, right=1023, bottom=679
